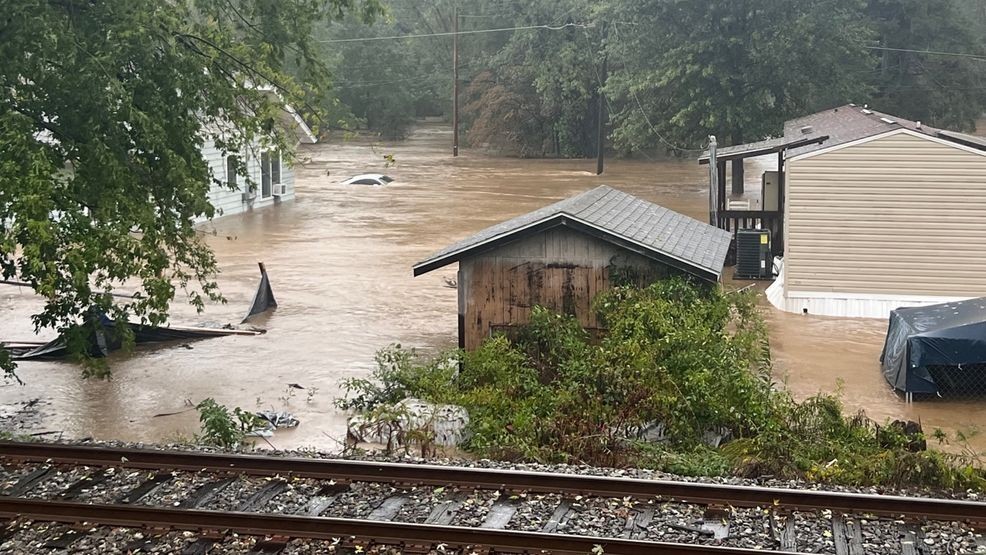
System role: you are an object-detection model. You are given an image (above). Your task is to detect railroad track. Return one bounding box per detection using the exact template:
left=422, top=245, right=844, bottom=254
left=0, top=442, right=982, bottom=554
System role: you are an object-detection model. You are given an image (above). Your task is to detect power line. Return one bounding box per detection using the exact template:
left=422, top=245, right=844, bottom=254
left=609, top=23, right=706, bottom=154
left=315, top=22, right=587, bottom=43
left=581, top=27, right=665, bottom=162
left=864, top=45, right=986, bottom=62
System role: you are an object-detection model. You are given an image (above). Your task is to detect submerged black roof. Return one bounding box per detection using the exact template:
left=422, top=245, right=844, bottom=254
left=413, top=185, right=731, bottom=282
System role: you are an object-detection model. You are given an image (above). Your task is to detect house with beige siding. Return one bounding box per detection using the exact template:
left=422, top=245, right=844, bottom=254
left=701, top=105, right=986, bottom=318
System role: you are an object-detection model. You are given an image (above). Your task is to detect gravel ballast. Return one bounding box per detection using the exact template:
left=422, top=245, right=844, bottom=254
left=0, top=439, right=983, bottom=554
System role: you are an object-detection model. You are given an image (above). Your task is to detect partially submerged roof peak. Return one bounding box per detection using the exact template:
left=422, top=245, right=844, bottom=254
left=413, top=186, right=731, bottom=282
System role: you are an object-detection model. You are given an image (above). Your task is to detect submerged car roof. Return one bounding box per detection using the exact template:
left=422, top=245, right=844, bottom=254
left=345, top=173, right=391, bottom=180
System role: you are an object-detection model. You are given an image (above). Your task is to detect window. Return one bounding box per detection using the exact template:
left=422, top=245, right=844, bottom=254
left=225, top=155, right=238, bottom=189
left=260, top=150, right=281, bottom=198
left=260, top=151, right=271, bottom=198
left=271, top=153, right=281, bottom=186
left=352, top=178, right=380, bottom=185
left=380, top=175, right=394, bottom=183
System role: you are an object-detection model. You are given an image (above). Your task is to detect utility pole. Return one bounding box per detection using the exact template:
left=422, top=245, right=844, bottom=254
left=452, top=4, right=459, bottom=157
left=595, top=54, right=607, bottom=175
left=594, top=24, right=608, bottom=175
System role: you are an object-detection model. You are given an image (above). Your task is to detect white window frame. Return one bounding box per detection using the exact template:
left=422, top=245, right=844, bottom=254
left=271, top=151, right=282, bottom=188
left=260, top=150, right=281, bottom=199
left=224, top=154, right=239, bottom=189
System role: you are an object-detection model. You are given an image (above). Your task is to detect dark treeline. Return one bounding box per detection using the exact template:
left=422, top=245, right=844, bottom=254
left=312, top=0, right=986, bottom=157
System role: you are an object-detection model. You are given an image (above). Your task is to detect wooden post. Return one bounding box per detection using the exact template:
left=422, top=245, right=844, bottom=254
left=716, top=161, right=727, bottom=212
left=707, top=135, right=718, bottom=225
left=457, top=269, right=465, bottom=349
left=777, top=149, right=785, bottom=255
left=731, top=159, right=744, bottom=195
left=452, top=4, right=459, bottom=157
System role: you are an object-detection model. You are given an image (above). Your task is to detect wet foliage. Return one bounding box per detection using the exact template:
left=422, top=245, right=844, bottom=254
left=320, top=0, right=986, bottom=156
left=196, top=398, right=265, bottom=449
left=339, top=279, right=986, bottom=491
left=1, top=0, right=382, bottom=378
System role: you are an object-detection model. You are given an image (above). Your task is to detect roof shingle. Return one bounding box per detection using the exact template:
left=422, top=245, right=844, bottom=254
left=413, top=186, right=731, bottom=281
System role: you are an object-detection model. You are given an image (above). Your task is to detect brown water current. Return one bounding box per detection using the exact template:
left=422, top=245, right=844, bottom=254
left=1, top=123, right=985, bottom=451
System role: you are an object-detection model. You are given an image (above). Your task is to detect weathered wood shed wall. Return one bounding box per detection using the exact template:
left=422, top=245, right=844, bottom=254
left=457, top=227, right=677, bottom=350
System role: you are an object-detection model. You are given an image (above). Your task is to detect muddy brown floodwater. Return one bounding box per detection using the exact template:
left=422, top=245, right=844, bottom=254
left=2, top=123, right=986, bottom=452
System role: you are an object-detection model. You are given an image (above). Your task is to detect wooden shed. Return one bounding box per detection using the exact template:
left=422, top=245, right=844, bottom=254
left=413, top=186, right=731, bottom=350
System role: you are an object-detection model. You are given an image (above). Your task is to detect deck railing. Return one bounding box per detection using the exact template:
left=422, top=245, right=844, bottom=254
left=715, top=210, right=783, bottom=262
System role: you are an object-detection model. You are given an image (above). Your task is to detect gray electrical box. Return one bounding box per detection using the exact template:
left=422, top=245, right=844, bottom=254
left=735, top=229, right=772, bottom=279
left=761, top=171, right=780, bottom=211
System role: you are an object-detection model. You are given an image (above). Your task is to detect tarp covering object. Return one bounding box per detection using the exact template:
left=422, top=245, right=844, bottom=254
left=242, top=262, right=277, bottom=323
left=880, top=297, right=986, bottom=395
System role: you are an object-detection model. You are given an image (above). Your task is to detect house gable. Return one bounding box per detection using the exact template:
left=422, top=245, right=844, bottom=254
left=789, top=127, right=986, bottom=162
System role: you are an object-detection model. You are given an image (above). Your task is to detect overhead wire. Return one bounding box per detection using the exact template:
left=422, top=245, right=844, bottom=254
left=863, top=45, right=986, bottom=62
left=608, top=22, right=707, bottom=153
left=315, top=22, right=587, bottom=43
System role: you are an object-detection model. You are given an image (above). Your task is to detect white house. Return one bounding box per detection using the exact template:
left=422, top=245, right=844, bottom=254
left=201, top=100, right=317, bottom=219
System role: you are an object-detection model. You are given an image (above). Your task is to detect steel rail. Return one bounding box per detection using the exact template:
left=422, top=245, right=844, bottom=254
left=1, top=441, right=983, bottom=523
left=0, top=498, right=801, bottom=555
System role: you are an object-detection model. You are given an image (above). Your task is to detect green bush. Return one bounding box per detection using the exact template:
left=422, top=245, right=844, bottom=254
left=338, top=278, right=986, bottom=490
left=196, top=398, right=264, bottom=449
left=334, top=344, right=458, bottom=412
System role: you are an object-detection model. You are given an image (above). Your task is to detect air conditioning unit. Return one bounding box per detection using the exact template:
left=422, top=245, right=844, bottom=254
left=272, top=183, right=288, bottom=197
left=735, top=229, right=772, bottom=279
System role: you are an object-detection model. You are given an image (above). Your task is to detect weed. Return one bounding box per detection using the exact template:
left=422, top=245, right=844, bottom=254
left=196, top=398, right=265, bottom=449
left=346, top=402, right=437, bottom=457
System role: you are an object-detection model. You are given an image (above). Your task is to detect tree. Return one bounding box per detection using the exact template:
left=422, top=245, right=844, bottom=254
left=601, top=0, right=876, bottom=150
left=866, top=0, right=986, bottom=131
left=317, top=5, right=448, bottom=139
left=460, top=0, right=599, bottom=157
left=0, top=0, right=379, bottom=377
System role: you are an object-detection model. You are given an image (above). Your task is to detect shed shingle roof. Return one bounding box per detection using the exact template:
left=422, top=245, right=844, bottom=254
left=413, top=186, right=731, bottom=281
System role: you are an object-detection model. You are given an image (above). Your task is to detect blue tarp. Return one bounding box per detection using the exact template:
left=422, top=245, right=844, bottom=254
left=880, top=298, right=986, bottom=395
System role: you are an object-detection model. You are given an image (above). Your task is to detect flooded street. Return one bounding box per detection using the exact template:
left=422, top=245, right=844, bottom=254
left=1, top=124, right=985, bottom=451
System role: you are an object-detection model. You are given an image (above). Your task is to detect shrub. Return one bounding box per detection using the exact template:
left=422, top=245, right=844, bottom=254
left=196, top=398, right=264, bottom=448
left=335, top=344, right=458, bottom=412
left=338, top=278, right=986, bottom=490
